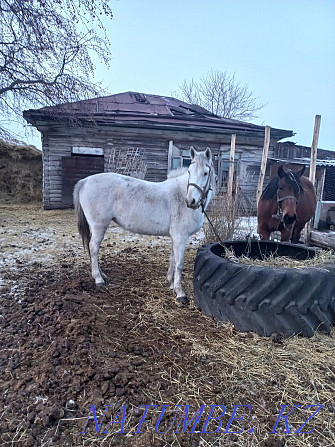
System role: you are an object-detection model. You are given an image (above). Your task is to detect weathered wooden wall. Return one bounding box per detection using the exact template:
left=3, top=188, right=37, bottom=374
left=216, top=139, right=277, bottom=211
left=40, top=124, right=277, bottom=211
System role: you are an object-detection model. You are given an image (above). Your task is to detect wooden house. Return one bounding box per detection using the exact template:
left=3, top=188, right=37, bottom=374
left=23, top=91, right=293, bottom=210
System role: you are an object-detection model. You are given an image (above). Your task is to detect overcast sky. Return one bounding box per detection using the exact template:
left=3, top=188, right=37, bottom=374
left=24, top=0, right=335, bottom=151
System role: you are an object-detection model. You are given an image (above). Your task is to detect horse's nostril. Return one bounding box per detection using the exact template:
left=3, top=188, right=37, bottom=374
left=192, top=198, right=196, bottom=205
left=284, top=214, right=296, bottom=224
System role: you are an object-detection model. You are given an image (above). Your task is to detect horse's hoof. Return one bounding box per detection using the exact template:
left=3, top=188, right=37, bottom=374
left=176, top=295, right=189, bottom=306
left=95, top=282, right=106, bottom=288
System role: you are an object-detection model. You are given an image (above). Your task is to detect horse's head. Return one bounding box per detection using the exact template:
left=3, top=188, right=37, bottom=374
left=185, top=147, right=214, bottom=211
left=277, top=166, right=305, bottom=225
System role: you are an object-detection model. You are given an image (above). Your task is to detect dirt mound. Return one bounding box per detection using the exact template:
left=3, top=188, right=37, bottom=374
left=0, top=140, right=42, bottom=203
left=1, top=248, right=219, bottom=446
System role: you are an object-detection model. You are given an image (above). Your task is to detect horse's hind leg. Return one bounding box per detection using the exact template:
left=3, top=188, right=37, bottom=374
left=89, top=223, right=109, bottom=286
left=170, top=233, right=189, bottom=304
left=166, top=246, right=175, bottom=289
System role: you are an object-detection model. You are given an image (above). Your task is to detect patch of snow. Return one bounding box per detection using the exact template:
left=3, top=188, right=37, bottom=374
left=34, top=396, right=48, bottom=404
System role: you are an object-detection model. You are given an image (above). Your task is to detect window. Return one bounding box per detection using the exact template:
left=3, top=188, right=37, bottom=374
left=172, top=157, right=181, bottom=170
left=218, top=151, right=239, bottom=192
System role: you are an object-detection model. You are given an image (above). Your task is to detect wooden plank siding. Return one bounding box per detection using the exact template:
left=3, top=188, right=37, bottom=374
left=40, top=126, right=278, bottom=212
left=104, top=137, right=170, bottom=183
left=216, top=140, right=276, bottom=211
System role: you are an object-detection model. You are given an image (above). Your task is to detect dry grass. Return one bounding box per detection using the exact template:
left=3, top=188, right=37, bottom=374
left=0, top=140, right=42, bottom=203
left=0, top=139, right=41, bottom=160
left=130, top=249, right=335, bottom=447
left=229, top=247, right=335, bottom=269
left=204, top=195, right=250, bottom=243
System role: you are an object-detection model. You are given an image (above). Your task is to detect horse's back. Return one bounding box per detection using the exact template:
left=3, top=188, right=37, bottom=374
left=79, top=172, right=164, bottom=200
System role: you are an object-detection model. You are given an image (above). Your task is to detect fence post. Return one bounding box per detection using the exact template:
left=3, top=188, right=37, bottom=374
left=306, top=115, right=321, bottom=244
left=256, top=126, right=271, bottom=206
left=227, top=134, right=236, bottom=203
left=309, top=115, right=321, bottom=185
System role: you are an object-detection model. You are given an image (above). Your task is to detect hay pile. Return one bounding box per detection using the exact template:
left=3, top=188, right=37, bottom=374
left=135, top=249, right=335, bottom=446
left=227, top=248, right=335, bottom=268
left=0, top=139, right=42, bottom=203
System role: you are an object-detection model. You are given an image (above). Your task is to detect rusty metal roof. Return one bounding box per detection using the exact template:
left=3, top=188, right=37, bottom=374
left=23, top=91, right=293, bottom=140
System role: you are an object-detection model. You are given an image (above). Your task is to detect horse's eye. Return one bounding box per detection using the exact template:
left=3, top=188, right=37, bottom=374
left=204, top=172, right=208, bottom=176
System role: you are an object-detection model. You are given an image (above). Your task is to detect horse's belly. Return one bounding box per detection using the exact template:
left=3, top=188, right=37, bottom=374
left=113, top=212, right=170, bottom=236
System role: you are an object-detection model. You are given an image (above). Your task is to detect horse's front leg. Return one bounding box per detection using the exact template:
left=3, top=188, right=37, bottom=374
left=170, top=234, right=189, bottom=305
left=291, top=223, right=303, bottom=244
left=257, top=220, right=272, bottom=240
left=280, top=226, right=292, bottom=242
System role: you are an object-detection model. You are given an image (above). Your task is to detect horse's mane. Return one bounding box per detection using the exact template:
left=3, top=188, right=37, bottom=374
left=260, top=169, right=304, bottom=201
left=167, top=168, right=188, bottom=179
left=261, top=176, right=279, bottom=200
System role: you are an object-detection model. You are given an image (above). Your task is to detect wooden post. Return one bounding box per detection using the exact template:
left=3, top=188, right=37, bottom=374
left=227, top=134, right=236, bottom=202
left=306, top=115, right=321, bottom=244
left=256, top=126, right=271, bottom=205
left=168, top=140, right=173, bottom=172
left=309, top=115, right=321, bottom=184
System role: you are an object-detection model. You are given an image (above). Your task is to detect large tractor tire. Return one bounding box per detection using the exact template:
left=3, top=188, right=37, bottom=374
left=193, top=240, right=335, bottom=337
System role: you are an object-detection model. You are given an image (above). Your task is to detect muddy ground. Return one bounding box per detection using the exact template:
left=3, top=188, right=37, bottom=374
left=1, top=204, right=335, bottom=447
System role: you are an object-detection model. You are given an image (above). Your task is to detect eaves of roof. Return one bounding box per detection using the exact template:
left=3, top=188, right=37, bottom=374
left=23, top=109, right=293, bottom=141
left=269, top=157, right=335, bottom=167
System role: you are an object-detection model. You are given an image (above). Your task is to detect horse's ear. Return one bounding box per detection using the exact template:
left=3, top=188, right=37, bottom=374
left=205, top=147, right=212, bottom=162
left=298, top=166, right=305, bottom=177
left=190, top=146, right=196, bottom=160
left=278, top=166, right=285, bottom=178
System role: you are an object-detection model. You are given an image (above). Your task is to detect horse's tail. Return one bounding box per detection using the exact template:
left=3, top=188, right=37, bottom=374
left=73, top=179, right=91, bottom=255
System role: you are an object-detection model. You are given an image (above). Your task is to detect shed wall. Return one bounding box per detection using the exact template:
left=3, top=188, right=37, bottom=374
left=41, top=125, right=276, bottom=211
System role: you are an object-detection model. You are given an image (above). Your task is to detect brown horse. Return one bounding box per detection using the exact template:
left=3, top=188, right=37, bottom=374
left=257, top=166, right=316, bottom=243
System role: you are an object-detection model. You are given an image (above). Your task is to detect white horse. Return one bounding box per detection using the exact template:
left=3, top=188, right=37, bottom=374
left=73, top=147, right=215, bottom=304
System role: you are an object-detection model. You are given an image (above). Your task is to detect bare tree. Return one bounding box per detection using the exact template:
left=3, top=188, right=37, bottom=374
left=0, top=0, right=113, bottom=139
left=177, top=69, right=265, bottom=121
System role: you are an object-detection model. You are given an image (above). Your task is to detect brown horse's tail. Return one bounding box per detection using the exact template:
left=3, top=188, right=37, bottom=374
left=73, top=179, right=91, bottom=255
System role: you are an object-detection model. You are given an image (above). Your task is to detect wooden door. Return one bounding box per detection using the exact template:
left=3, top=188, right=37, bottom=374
left=62, top=156, right=104, bottom=207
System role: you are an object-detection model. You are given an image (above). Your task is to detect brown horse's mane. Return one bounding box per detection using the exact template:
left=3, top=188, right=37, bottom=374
left=260, top=169, right=304, bottom=201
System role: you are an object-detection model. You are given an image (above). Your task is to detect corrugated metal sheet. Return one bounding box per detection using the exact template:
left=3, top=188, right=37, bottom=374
left=316, top=160, right=335, bottom=167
